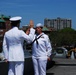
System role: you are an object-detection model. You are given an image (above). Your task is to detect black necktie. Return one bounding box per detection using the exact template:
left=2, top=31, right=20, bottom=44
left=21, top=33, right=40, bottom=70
left=35, top=36, right=39, bottom=48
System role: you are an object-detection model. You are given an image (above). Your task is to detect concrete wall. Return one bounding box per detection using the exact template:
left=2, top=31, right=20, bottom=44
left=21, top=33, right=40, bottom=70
left=0, top=57, right=34, bottom=75
left=0, top=58, right=55, bottom=75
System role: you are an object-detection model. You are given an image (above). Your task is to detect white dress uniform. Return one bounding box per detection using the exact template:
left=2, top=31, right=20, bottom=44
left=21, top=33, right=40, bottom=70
left=32, top=23, right=52, bottom=75
left=3, top=17, right=35, bottom=75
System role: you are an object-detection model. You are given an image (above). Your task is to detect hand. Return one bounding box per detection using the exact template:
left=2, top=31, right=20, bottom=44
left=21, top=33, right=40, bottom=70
left=26, top=28, right=30, bottom=35
left=47, top=57, right=51, bottom=61
left=29, top=20, right=34, bottom=28
left=29, top=24, right=34, bottom=28
left=4, top=59, right=8, bottom=63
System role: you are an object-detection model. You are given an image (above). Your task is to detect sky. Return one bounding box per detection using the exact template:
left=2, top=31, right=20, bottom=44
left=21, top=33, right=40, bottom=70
left=0, top=0, right=76, bottom=30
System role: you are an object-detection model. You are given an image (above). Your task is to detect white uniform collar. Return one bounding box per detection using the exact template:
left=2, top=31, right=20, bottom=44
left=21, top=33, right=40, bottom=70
left=12, top=27, right=18, bottom=29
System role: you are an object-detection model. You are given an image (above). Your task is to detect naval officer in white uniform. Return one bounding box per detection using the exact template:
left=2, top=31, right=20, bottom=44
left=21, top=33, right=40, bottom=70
left=3, top=16, right=35, bottom=75
left=32, top=23, right=52, bottom=75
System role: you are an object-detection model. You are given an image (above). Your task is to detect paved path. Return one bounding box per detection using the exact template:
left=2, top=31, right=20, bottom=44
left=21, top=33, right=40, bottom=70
left=46, top=58, right=76, bottom=75
left=53, top=58, right=76, bottom=65
left=0, top=58, right=76, bottom=75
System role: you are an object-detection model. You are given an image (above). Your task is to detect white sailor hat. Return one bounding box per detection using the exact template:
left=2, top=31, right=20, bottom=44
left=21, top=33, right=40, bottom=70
left=36, top=23, right=43, bottom=27
left=10, top=16, right=22, bottom=21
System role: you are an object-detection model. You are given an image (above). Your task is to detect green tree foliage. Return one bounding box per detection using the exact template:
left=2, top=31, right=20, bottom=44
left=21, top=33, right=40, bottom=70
left=49, top=28, right=76, bottom=47
left=59, top=27, right=75, bottom=33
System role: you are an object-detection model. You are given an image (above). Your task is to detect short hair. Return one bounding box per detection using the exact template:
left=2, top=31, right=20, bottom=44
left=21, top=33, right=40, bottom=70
left=11, top=20, right=21, bottom=27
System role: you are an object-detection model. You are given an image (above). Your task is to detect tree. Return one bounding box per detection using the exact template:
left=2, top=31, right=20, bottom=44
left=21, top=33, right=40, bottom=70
left=49, top=28, right=76, bottom=47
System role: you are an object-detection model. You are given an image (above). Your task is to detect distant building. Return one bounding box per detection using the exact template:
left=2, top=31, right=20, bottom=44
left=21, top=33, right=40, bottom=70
left=44, top=17, right=72, bottom=31
left=0, top=15, right=11, bottom=51
left=0, top=15, right=11, bottom=30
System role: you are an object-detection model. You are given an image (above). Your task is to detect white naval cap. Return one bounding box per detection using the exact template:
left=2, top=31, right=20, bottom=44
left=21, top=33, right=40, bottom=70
left=36, top=23, right=43, bottom=27
left=10, top=16, right=22, bottom=21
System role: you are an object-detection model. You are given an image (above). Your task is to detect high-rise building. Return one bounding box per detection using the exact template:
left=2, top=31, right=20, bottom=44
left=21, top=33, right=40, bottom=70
left=44, top=17, right=72, bottom=31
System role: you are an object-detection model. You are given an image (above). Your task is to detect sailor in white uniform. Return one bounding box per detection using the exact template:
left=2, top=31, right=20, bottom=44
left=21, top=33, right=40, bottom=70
left=3, top=16, right=35, bottom=75
left=32, top=23, right=52, bottom=75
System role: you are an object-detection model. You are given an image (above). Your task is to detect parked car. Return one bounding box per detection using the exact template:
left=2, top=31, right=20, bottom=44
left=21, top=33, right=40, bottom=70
left=54, top=47, right=68, bottom=58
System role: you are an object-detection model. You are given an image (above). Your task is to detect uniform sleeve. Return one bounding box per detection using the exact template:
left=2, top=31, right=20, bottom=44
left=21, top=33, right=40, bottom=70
left=2, top=34, right=8, bottom=60
left=21, top=28, right=35, bottom=43
left=45, top=35, right=52, bottom=57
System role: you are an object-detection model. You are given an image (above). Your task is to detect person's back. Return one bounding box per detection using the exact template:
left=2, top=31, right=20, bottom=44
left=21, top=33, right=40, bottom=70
left=5, top=27, right=25, bottom=61
left=3, top=16, right=35, bottom=75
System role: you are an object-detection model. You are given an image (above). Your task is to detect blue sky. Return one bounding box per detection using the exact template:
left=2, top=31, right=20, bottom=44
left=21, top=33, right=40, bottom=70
left=0, top=0, right=76, bottom=30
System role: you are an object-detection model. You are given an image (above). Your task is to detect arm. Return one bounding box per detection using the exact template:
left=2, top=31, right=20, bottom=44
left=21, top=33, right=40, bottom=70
left=2, top=34, right=8, bottom=62
left=21, top=28, right=35, bottom=43
left=27, top=22, right=35, bottom=42
left=45, top=35, right=52, bottom=60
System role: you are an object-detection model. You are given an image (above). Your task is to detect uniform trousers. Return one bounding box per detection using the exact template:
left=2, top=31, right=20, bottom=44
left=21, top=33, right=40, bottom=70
left=32, top=57, right=47, bottom=75
left=8, top=61, right=24, bottom=75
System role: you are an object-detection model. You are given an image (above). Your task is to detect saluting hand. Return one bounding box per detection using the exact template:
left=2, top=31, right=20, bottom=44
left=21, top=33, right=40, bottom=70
left=29, top=24, right=34, bottom=28
left=29, top=20, right=34, bottom=28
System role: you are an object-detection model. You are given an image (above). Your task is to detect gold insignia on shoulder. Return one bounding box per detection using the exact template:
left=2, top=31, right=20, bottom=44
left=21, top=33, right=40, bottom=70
left=41, top=36, right=44, bottom=38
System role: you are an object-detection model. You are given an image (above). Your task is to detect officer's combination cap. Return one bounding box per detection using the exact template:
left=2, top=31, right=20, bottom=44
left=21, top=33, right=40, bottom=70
left=10, top=16, right=22, bottom=21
